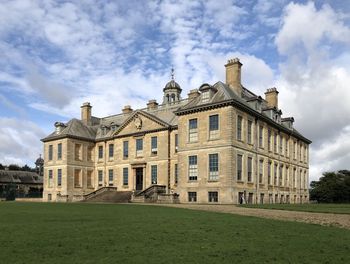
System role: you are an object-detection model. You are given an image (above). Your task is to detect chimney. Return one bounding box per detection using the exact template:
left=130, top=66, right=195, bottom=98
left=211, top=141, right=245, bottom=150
left=81, top=102, right=92, bottom=125
left=188, top=89, right=200, bottom=100
left=265, top=88, right=279, bottom=108
left=225, top=58, right=242, bottom=96
left=147, top=99, right=158, bottom=110
left=122, top=105, right=133, bottom=114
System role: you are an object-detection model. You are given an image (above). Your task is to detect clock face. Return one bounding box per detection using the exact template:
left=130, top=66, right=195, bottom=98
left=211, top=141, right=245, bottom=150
left=134, top=115, right=142, bottom=130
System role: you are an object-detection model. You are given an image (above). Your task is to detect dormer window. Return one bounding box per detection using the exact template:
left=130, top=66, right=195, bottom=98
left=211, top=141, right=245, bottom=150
left=202, top=91, right=210, bottom=103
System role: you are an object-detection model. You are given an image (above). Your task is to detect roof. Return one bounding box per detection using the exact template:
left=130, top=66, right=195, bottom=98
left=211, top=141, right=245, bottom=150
left=0, top=170, right=43, bottom=184
left=42, top=81, right=311, bottom=144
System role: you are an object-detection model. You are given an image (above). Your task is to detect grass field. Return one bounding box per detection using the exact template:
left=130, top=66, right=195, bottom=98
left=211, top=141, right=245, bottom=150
left=240, top=203, right=350, bottom=214
left=0, top=202, right=349, bottom=264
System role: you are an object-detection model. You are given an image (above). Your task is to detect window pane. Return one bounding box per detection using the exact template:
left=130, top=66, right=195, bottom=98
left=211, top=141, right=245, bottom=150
left=57, top=143, right=62, bottom=160
left=123, top=141, right=129, bottom=158
left=237, top=154, right=242, bottom=181
left=209, top=115, right=219, bottom=131
left=109, top=144, right=114, bottom=158
left=209, top=154, right=219, bottom=181
left=123, top=168, right=128, bottom=185
left=151, top=165, right=157, bottom=184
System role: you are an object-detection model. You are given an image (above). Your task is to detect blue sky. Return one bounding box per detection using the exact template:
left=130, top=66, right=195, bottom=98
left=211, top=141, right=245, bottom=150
left=0, top=0, right=349, bottom=182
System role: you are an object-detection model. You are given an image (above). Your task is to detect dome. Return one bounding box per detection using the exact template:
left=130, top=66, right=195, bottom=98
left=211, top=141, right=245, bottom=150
left=35, top=155, right=44, bottom=166
left=163, top=79, right=182, bottom=92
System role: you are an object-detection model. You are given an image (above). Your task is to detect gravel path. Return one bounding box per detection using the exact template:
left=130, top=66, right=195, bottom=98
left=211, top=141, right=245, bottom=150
left=158, top=204, right=350, bottom=229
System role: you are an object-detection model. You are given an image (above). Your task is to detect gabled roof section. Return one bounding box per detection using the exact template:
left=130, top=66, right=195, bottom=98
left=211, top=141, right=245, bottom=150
left=112, top=110, right=171, bottom=137
left=41, top=118, right=98, bottom=142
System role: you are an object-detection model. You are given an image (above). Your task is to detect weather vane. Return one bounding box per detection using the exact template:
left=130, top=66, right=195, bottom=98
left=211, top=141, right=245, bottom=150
left=171, top=66, right=174, bottom=80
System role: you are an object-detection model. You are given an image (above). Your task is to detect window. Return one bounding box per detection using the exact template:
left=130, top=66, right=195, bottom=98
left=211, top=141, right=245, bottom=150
left=98, top=146, right=103, bottom=159
left=286, top=167, right=289, bottom=187
left=151, top=165, right=157, bottom=184
left=247, top=120, right=252, bottom=144
left=294, top=141, right=297, bottom=159
left=268, top=161, right=272, bottom=185
left=123, top=141, right=129, bottom=158
left=175, top=134, right=178, bottom=152
left=174, top=164, right=178, bottom=184
left=123, top=168, right=128, bottom=185
left=74, top=169, right=81, bottom=188
left=108, top=169, right=114, bottom=186
left=279, top=165, right=283, bottom=186
left=209, top=114, right=219, bottom=139
left=87, top=170, right=93, bottom=188
left=274, top=132, right=277, bottom=153
left=87, top=146, right=94, bottom=161
left=293, top=168, right=297, bottom=188
left=274, top=163, right=277, bottom=185
left=48, top=193, right=52, bottom=201
left=98, top=170, right=103, bottom=187
left=109, top=144, right=114, bottom=158
left=259, top=125, right=263, bottom=148
left=247, top=157, right=252, bottom=182
left=268, top=129, right=271, bottom=151
left=75, top=144, right=82, bottom=161
left=189, top=119, right=198, bottom=142
left=208, top=154, right=219, bottom=181
left=237, top=115, right=242, bottom=140
left=188, top=192, right=197, bottom=202
left=280, top=135, right=283, bottom=154
left=300, top=144, right=302, bottom=161
left=202, top=91, right=210, bottom=103
left=285, top=139, right=288, bottom=157
left=57, top=169, right=62, bottom=187
left=259, top=159, right=263, bottom=184
left=237, top=154, right=243, bottom=181
left=151, top=137, right=157, bottom=154
left=136, top=138, right=143, bottom=157
left=48, top=145, right=53, bottom=161
left=48, top=170, right=53, bottom=187
left=57, top=143, right=62, bottom=160
left=208, top=191, right=218, bottom=202
left=188, top=155, right=198, bottom=181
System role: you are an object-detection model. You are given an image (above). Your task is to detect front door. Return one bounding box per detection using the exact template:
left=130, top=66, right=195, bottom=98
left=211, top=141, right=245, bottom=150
left=135, top=168, right=143, bottom=191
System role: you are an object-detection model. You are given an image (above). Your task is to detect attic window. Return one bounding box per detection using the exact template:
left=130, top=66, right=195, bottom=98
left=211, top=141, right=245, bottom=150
left=111, top=125, right=117, bottom=131
left=202, top=91, right=210, bottom=103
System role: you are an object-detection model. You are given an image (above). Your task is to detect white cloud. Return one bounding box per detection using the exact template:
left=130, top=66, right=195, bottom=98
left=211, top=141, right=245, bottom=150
left=274, top=2, right=350, bottom=180
left=0, top=117, right=45, bottom=166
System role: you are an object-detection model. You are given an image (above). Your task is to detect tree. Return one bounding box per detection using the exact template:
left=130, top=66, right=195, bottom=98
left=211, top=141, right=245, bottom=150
left=310, top=170, right=350, bottom=203
left=8, top=164, right=21, bottom=171
left=0, top=163, right=4, bottom=170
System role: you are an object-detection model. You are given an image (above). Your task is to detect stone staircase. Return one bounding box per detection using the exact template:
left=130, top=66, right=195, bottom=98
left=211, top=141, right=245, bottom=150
left=131, top=184, right=179, bottom=203
left=83, top=187, right=132, bottom=203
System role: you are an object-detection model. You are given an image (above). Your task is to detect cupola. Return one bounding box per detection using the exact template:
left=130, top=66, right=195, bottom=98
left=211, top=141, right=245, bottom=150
left=163, top=68, right=182, bottom=104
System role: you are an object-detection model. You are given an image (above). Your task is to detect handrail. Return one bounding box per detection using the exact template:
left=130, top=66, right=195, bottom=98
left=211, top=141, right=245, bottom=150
left=84, top=187, right=118, bottom=200
left=135, top=184, right=166, bottom=197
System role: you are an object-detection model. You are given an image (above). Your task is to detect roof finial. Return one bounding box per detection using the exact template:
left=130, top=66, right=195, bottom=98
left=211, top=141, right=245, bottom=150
left=171, top=66, right=174, bottom=80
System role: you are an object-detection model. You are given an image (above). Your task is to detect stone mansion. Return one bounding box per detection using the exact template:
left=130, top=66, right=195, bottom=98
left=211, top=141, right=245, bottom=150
left=42, top=58, right=311, bottom=204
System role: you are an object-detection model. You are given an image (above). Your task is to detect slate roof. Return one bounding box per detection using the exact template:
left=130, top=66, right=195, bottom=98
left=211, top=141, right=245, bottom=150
left=42, top=80, right=311, bottom=144
left=0, top=170, right=43, bottom=185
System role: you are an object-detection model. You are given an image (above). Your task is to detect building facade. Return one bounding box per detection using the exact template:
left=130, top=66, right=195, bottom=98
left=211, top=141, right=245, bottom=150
left=42, top=58, right=311, bottom=204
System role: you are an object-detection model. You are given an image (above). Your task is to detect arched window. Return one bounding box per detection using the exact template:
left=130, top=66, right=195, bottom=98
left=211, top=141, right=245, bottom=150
left=171, top=93, right=176, bottom=102
left=166, top=94, right=170, bottom=102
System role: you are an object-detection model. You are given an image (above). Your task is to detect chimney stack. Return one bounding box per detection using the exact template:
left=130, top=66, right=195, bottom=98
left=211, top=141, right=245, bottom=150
left=225, top=58, right=242, bottom=96
left=265, top=88, right=279, bottom=108
left=188, top=89, right=200, bottom=100
left=122, top=105, right=133, bottom=114
left=81, top=102, right=92, bottom=125
left=147, top=99, right=158, bottom=110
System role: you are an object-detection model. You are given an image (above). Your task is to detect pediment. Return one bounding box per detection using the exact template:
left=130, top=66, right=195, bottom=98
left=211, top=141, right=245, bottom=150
left=113, top=110, right=169, bottom=136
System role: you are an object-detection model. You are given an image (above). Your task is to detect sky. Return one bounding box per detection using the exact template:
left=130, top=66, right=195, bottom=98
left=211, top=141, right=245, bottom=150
left=0, top=0, right=349, bottom=182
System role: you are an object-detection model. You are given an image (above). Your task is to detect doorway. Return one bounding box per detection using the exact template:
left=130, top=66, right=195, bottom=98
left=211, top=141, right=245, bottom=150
left=135, top=168, right=143, bottom=191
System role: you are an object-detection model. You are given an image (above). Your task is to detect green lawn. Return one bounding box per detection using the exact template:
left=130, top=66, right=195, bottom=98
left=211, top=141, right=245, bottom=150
left=240, top=203, right=350, bottom=214
left=0, top=202, right=349, bottom=263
